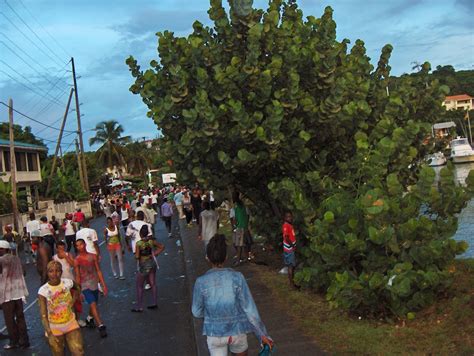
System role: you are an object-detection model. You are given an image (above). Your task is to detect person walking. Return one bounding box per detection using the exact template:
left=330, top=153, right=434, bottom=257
left=36, top=231, right=53, bottom=285
left=74, top=239, right=108, bottom=338
left=198, top=201, right=219, bottom=251
left=183, top=190, right=193, bottom=225
left=232, top=193, right=250, bottom=266
left=104, top=217, right=125, bottom=279
left=40, top=216, right=56, bottom=255
left=21, top=226, right=33, bottom=264
left=75, top=219, right=100, bottom=257
left=38, top=261, right=84, bottom=356
left=62, top=214, right=77, bottom=253
left=282, top=211, right=298, bottom=289
left=192, top=235, right=273, bottom=356
left=0, top=240, right=30, bottom=350
left=160, top=198, right=173, bottom=238
left=191, top=188, right=202, bottom=223
left=131, top=225, right=164, bottom=312
left=126, top=211, right=151, bottom=254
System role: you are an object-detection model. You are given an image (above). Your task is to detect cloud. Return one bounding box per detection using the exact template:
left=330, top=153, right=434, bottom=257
left=113, top=8, right=209, bottom=36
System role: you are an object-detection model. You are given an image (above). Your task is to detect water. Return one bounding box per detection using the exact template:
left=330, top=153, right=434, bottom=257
left=433, top=163, right=474, bottom=259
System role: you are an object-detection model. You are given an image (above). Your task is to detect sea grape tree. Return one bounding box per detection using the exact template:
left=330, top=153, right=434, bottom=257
left=127, top=0, right=473, bottom=316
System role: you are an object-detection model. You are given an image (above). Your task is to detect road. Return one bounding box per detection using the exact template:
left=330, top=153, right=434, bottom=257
left=0, top=215, right=196, bottom=355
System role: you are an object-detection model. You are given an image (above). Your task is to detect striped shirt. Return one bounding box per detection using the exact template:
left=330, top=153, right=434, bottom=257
left=282, top=222, right=296, bottom=253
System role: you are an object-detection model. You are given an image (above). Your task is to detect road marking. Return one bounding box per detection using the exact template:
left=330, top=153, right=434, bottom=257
left=0, top=298, right=38, bottom=334
left=1, top=234, right=107, bottom=334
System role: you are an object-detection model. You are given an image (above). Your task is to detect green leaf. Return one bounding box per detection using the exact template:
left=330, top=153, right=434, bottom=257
left=299, top=130, right=311, bottom=142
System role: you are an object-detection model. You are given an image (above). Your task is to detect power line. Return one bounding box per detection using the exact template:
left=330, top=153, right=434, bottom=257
left=0, top=68, right=66, bottom=110
left=0, top=39, right=69, bottom=95
left=0, top=11, right=65, bottom=69
left=17, top=0, right=71, bottom=58
left=0, top=101, right=76, bottom=133
left=2, top=0, right=67, bottom=66
left=0, top=32, right=69, bottom=77
left=0, top=60, right=66, bottom=107
left=32, top=85, right=69, bottom=117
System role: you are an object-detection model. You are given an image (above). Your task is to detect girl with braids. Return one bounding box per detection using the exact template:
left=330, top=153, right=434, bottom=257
left=192, top=234, right=273, bottom=356
left=131, top=225, right=164, bottom=312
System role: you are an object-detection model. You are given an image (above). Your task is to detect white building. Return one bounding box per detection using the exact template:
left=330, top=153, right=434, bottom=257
left=0, top=138, right=46, bottom=208
left=443, top=94, right=473, bottom=111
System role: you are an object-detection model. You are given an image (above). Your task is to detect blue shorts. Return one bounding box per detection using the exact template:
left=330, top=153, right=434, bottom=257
left=82, top=289, right=99, bottom=304
left=283, top=251, right=296, bottom=267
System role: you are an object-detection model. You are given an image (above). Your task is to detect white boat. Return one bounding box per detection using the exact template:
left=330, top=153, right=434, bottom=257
left=450, top=137, right=474, bottom=163
left=427, top=152, right=447, bottom=166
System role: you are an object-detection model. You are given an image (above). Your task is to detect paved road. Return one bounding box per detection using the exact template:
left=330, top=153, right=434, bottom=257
left=0, top=215, right=196, bottom=355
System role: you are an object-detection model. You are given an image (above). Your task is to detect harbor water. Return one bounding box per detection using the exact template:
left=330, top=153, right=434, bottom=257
left=433, top=163, right=474, bottom=259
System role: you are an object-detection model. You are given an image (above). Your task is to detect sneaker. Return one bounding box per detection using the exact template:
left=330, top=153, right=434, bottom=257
left=168, top=233, right=172, bottom=238
left=145, top=283, right=151, bottom=290
left=26, top=261, right=30, bottom=265
left=98, top=324, right=107, bottom=338
left=3, top=344, right=18, bottom=350
left=78, top=319, right=87, bottom=328
left=119, top=276, right=125, bottom=280
left=86, top=316, right=95, bottom=329
left=114, top=274, right=118, bottom=279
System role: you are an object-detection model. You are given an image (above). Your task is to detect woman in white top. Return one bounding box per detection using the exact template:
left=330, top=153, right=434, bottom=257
left=104, top=217, right=124, bottom=279
left=120, top=205, right=130, bottom=228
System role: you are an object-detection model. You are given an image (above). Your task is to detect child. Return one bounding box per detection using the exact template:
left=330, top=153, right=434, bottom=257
left=132, top=225, right=164, bottom=312
left=52, top=240, right=85, bottom=328
left=38, top=260, right=84, bottom=356
left=21, top=226, right=33, bottom=264
left=282, top=211, right=297, bottom=289
left=74, top=239, right=108, bottom=338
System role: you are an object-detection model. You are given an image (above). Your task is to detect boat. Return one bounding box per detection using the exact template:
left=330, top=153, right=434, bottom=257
left=450, top=137, right=474, bottom=163
left=426, top=152, right=447, bottom=166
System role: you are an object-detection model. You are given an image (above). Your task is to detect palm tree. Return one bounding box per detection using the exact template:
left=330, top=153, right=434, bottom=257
left=89, top=120, right=131, bottom=169
left=125, top=141, right=151, bottom=176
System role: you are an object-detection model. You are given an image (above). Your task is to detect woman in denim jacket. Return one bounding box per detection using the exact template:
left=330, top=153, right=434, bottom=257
left=192, top=234, right=273, bottom=356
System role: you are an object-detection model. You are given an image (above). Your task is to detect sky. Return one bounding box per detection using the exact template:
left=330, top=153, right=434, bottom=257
left=0, top=0, right=473, bottom=153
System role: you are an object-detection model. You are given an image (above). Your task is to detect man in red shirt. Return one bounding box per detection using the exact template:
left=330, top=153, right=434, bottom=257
left=73, top=209, right=86, bottom=229
left=282, top=211, right=297, bottom=289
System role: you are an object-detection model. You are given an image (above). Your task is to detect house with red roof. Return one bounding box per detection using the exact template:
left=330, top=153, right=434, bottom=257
left=443, top=94, right=473, bottom=111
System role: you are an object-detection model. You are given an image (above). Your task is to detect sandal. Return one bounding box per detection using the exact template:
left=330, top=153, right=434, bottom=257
left=131, top=308, right=143, bottom=312
left=147, top=305, right=158, bottom=310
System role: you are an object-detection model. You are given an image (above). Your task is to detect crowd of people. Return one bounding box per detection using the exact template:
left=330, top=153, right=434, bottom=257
left=0, top=184, right=290, bottom=355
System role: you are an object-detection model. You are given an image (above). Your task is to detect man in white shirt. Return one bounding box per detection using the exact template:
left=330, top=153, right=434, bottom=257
left=126, top=211, right=151, bottom=253
left=198, top=201, right=220, bottom=250
left=25, top=212, right=40, bottom=240
left=75, top=219, right=100, bottom=256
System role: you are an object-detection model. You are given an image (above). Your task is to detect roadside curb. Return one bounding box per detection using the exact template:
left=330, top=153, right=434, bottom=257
left=179, top=220, right=209, bottom=356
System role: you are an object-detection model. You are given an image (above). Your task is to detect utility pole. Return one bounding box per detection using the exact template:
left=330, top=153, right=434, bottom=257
left=59, top=146, right=65, bottom=170
left=8, top=98, right=19, bottom=232
left=71, top=57, right=89, bottom=193
left=75, top=138, right=85, bottom=189
left=46, top=88, right=74, bottom=195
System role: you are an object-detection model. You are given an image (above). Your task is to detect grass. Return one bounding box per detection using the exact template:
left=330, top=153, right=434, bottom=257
left=256, top=258, right=474, bottom=355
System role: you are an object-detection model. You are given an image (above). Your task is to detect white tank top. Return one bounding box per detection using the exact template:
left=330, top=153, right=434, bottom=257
left=121, top=208, right=129, bottom=221
left=106, top=226, right=118, bottom=237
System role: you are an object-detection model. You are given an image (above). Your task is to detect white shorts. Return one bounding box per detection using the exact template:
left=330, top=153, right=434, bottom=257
left=207, top=334, right=248, bottom=356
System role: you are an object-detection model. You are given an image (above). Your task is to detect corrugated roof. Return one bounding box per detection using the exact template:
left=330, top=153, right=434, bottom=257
left=0, top=138, right=47, bottom=151
left=433, top=121, right=456, bottom=130
left=445, top=94, right=473, bottom=101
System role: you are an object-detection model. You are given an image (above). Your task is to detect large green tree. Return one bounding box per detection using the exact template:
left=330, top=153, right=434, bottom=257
left=127, top=0, right=473, bottom=316
left=89, top=120, right=131, bottom=169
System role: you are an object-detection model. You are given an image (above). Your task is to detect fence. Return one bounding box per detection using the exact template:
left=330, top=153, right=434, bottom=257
left=0, top=199, right=92, bottom=235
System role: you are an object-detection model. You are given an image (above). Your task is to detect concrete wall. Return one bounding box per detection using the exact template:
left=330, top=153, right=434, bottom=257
left=0, top=200, right=92, bottom=235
